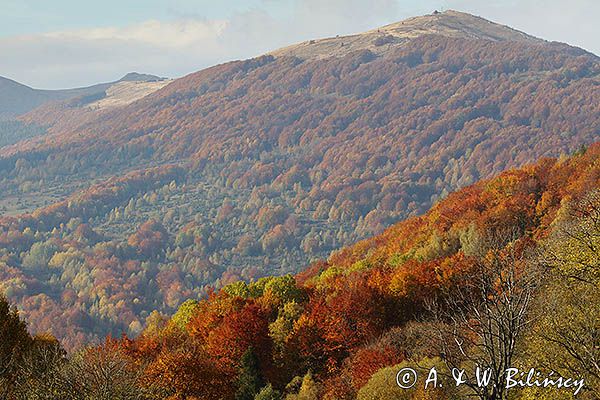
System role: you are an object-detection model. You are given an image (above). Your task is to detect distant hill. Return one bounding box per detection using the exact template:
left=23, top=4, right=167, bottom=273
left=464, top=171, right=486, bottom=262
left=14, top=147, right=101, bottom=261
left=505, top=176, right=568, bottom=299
left=0, top=11, right=598, bottom=349
left=0, top=72, right=166, bottom=119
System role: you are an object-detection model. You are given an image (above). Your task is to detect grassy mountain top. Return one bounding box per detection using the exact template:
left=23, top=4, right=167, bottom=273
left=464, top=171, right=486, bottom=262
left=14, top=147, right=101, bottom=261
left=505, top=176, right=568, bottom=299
left=269, top=10, right=549, bottom=61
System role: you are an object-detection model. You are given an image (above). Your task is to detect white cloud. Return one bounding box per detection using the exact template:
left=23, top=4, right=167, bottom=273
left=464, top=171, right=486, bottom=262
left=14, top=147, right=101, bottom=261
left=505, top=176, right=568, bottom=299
left=0, top=20, right=230, bottom=88
left=0, top=0, right=402, bottom=88
left=44, top=19, right=228, bottom=49
left=0, top=0, right=597, bottom=89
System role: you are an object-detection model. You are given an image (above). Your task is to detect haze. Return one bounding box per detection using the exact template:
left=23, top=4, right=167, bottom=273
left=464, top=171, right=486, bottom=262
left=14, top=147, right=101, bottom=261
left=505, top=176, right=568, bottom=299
left=1, top=0, right=598, bottom=89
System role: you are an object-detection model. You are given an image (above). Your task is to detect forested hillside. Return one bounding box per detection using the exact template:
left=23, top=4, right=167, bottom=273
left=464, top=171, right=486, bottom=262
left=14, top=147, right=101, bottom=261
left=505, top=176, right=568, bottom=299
left=1, top=143, right=598, bottom=399
left=113, top=143, right=599, bottom=400
left=0, top=11, right=599, bottom=348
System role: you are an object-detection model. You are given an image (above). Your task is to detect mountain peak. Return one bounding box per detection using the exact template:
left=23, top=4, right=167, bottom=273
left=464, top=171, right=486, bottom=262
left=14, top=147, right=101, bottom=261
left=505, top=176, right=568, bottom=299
left=376, top=10, right=539, bottom=42
left=118, top=72, right=166, bottom=83
left=269, top=10, right=543, bottom=60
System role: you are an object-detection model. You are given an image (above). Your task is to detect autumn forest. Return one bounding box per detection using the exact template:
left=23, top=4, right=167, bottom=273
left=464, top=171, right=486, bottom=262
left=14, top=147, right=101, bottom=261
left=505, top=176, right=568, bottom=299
left=0, top=9, right=599, bottom=400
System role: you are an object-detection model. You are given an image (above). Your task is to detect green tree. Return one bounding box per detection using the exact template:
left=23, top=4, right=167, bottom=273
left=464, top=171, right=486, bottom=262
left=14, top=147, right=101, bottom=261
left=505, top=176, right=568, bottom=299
left=21, top=241, right=58, bottom=270
left=174, top=230, right=194, bottom=248
left=520, top=192, right=600, bottom=399
left=285, top=371, right=320, bottom=400
left=223, top=281, right=251, bottom=298
left=171, top=299, right=200, bottom=331
left=269, top=301, right=303, bottom=353
left=0, top=295, right=33, bottom=398
left=357, top=363, right=407, bottom=400
left=236, top=348, right=264, bottom=400
left=357, top=358, right=459, bottom=400
left=255, top=384, right=282, bottom=400
left=540, top=191, right=600, bottom=285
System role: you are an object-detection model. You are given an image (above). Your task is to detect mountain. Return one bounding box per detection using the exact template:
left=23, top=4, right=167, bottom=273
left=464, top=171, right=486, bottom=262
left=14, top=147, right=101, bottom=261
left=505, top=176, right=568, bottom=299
left=0, top=72, right=167, bottom=119
left=0, top=11, right=598, bottom=349
left=0, top=77, right=50, bottom=120
left=270, top=10, right=544, bottom=60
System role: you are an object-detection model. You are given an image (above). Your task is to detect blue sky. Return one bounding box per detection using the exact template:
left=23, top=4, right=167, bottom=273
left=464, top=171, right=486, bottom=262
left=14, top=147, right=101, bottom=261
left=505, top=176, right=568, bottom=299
left=1, top=1, right=276, bottom=36
left=1, top=0, right=598, bottom=88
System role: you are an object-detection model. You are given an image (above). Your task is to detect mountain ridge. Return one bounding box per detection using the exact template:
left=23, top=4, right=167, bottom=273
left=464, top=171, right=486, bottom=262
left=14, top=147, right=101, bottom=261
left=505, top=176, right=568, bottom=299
left=0, top=72, right=166, bottom=118
left=268, top=10, right=555, bottom=61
